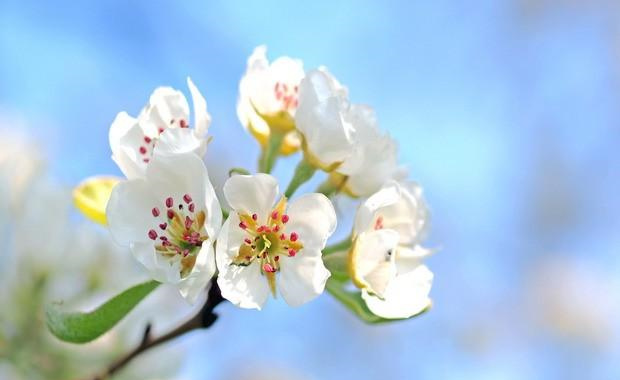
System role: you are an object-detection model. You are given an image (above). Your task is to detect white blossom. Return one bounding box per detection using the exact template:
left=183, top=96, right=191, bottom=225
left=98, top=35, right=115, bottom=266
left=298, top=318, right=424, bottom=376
left=106, top=151, right=221, bottom=303
left=216, top=174, right=336, bottom=309
left=350, top=180, right=433, bottom=319
left=109, top=78, right=211, bottom=179
left=237, top=45, right=303, bottom=154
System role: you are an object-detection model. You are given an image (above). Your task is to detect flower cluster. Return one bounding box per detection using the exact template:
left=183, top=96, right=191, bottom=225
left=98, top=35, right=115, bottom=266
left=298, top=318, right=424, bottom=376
left=78, top=46, right=435, bottom=320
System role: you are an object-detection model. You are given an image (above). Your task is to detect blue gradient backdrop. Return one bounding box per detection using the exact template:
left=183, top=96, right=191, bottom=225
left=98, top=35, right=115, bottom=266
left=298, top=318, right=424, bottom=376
left=1, top=1, right=619, bottom=379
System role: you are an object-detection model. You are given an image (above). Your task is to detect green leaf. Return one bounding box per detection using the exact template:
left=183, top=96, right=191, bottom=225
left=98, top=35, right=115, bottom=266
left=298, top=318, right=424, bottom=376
left=46, top=280, right=160, bottom=343
left=325, top=278, right=429, bottom=324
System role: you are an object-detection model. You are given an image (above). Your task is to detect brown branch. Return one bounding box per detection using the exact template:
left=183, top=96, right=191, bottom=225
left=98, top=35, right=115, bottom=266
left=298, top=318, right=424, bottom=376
left=89, top=280, right=224, bottom=380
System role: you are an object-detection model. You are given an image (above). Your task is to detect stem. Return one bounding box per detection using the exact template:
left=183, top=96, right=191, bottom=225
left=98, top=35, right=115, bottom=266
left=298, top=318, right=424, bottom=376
left=323, top=236, right=352, bottom=255
left=316, top=175, right=349, bottom=198
left=88, top=281, right=224, bottom=380
left=284, top=158, right=316, bottom=198
left=258, top=131, right=285, bottom=174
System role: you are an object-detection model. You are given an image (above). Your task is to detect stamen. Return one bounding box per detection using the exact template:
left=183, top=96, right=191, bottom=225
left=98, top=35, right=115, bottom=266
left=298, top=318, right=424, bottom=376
left=244, top=238, right=252, bottom=244
left=183, top=194, right=192, bottom=203
left=139, top=146, right=147, bottom=155
left=185, top=216, right=193, bottom=230
left=374, top=216, right=384, bottom=230
left=281, top=214, right=289, bottom=223
left=159, top=222, right=167, bottom=230
left=158, top=127, right=165, bottom=134
left=167, top=209, right=175, bottom=219
left=180, top=119, right=188, bottom=128
left=144, top=136, right=152, bottom=143
left=274, top=255, right=280, bottom=262
left=252, top=213, right=258, bottom=221
left=263, top=263, right=275, bottom=273
left=279, top=233, right=286, bottom=240
left=290, top=232, right=298, bottom=242
left=148, top=230, right=158, bottom=240
left=165, top=197, right=173, bottom=208
left=189, top=203, right=195, bottom=212
left=152, top=207, right=160, bottom=217
left=271, top=211, right=278, bottom=219
left=239, top=221, right=247, bottom=230
left=288, top=249, right=297, bottom=257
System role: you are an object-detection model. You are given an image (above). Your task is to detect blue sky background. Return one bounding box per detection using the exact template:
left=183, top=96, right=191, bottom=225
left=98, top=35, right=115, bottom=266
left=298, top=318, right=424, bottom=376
left=1, top=1, right=620, bottom=379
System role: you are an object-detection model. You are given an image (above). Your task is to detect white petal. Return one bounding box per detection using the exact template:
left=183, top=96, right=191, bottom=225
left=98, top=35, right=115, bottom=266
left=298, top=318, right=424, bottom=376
left=149, top=86, right=190, bottom=126
left=362, top=264, right=433, bottom=319
left=216, top=216, right=270, bottom=309
left=247, top=45, right=269, bottom=72
left=109, top=111, right=137, bottom=154
left=130, top=241, right=181, bottom=283
left=285, top=193, right=337, bottom=250
left=237, top=46, right=271, bottom=135
left=237, top=90, right=270, bottom=135
left=396, top=245, right=433, bottom=273
left=223, top=174, right=278, bottom=217
left=352, top=229, right=399, bottom=297
left=177, top=242, right=216, bottom=304
left=379, top=181, right=430, bottom=246
left=278, top=251, right=330, bottom=307
left=295, top=70, right=355, bottom=167
left=353, top=182, right=400, bottom=235
left=110, top=113, right=147, bottom=179
left=155, top=128, right=207, bottom=157
left=187, top=77, right=211, bottom=136
left=337, top=106, right=401, bottom=197
left=252, top=56, right=304, bottom=115
left=106, top=179, right=160, bottom=245
left=146, top=151, right=221, bottom=239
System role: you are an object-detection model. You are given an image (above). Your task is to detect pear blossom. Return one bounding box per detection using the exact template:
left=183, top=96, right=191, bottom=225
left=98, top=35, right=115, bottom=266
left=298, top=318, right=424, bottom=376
left=106, top=151, right=221, bottom=303
left=333, top=104, right=407, bottom=197
left=109, top=77, right=211, bottom=179
left=237, top=45, right=304, bottom=154
left=216, top=174, right=336, bottom=309
left=350, top=180, right=433, bottom=319
left=295, top=68, right=356, bottom=170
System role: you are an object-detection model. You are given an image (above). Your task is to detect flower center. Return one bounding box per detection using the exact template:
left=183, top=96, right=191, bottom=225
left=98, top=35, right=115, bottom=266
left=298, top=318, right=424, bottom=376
left=146, top=192, right=207, bottom=277
left=136, top=118, right=189, bottom=164
left=274, top=82, right=299, bottom=111
left=231, top=197, right=303, bottom=296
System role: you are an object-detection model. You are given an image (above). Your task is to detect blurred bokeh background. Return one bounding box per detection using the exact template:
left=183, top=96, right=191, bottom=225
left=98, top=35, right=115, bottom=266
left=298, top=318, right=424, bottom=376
left=1, top=1, right=619, bottom=379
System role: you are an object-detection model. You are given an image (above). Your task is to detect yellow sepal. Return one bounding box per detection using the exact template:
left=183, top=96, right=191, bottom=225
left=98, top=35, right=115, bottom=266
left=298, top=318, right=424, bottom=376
left=248, top=121, right=300, bottom=156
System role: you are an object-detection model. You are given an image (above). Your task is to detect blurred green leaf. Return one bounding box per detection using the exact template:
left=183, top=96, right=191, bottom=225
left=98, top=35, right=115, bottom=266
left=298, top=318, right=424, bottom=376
left=45, top=280, right=160, bottom=343
left=325, top=278, right=429, bottom=324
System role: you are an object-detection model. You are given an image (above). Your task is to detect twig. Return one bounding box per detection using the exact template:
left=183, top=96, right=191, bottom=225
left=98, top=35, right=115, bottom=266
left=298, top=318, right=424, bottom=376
left=89, top=280, right=224, bottom=380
